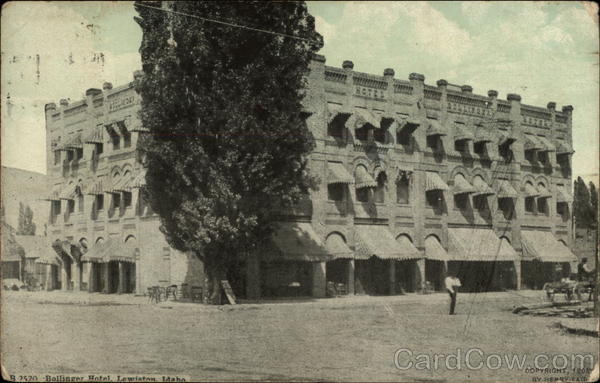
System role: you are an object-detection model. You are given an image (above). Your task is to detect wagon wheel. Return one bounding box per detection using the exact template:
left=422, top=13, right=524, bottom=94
left=543, top=283, right=555, bottom=302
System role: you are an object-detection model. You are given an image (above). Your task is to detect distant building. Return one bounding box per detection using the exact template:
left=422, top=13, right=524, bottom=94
left=43, top=54, right=578, bottom=298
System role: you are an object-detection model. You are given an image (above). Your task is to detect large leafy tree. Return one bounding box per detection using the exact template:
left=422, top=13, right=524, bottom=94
left=134, top=1, right=322, bottom=303
left=16, top=202, right=36, bottom=235
left=589, top=181, right=598, bottom=227
left=574, top=177, right=593, bottom=227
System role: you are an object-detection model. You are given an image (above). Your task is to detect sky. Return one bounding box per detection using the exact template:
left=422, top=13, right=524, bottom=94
left=1, top=1, right=598, bottom=185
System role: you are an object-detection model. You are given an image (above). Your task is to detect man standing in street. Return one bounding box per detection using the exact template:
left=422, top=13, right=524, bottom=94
left=445, top=273, right=462, bottom=315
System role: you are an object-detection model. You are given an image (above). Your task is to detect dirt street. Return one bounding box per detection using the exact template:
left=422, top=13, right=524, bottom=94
left=1, top=290, right=597, bottom=381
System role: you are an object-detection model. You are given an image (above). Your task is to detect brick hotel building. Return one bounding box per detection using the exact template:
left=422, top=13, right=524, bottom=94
left=42, top=54, right=578, bottom=298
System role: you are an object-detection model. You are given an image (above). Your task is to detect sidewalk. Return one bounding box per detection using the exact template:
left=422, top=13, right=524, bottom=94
left=2, top=288, right=548, bottom=310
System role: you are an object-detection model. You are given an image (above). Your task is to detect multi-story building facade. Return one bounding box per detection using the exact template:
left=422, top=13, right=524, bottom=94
left=44, top=54, right=578, bottom=298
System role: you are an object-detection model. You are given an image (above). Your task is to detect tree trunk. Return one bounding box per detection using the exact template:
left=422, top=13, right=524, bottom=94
left=205, top=259, right=226, bottom=305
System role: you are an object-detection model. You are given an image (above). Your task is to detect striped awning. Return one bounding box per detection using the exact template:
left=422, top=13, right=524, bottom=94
left=397, top=116, right=420, bottom=134
left=424, top=236, right=449, bottom=261
left=132, top=171, right=146, bottom=188
left=355, top=225, right=416, bottom=260
left=521, top=231, right=578, bottom=263
left=327, top=162, right=353, bottom=185
left=474, top=126, right=493, bottom=144
left=355, top=166, right=377, bottom=189
left=524, top=134, right=543, bottom=151
left=59, top=183, right=80, bottom=200
left=354, top=108, right=380, bottom=129
left=123, top=116, right=149, bottom=133
left=35, top=252, right=62, bottom=266
left=425, top=171, right=449, bottom=192
left=473, top=177, right=494, bottom=196
left=496, top=180, right=518, bottom=199
left=63, top=133, right=83, bottom=150
left=84, top=125, right=104, bottom=144
left=85, top=177, right=105, bottom=195
left=327, top=103, right=351, bottom=124
left=426, top=119, right=446, bottom=137
left=557, top=186, right=573, bottom=203
left=448, top=228, right=519, bottom=261
left=524, top=183, right=540, bottom=197
left=536, top=136, right=556, bottom=152
left=498, top=131, right=517, bottom=146
left=537, top=184, right=552, bottom=199
left=556, top=141, right=574, bottom=155
left=81, top=238, right=136, bottom=264
left=263, top=222, right=330, bottom=262
left=110, top=174, right=133, bottom=192
left=43, top=184, right=62, bottom=201
left=453, top=174, right=476, bottom=195
left=325, top=234, right=353, bottom=259
left=454, top=123, right=473, bottom=141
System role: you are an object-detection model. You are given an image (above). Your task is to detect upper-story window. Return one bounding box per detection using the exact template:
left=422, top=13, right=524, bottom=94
left=54, top=151, right=61, bottom=165
left=327, top=184, right=344, bottom=202
left=373, top=171, right=387, bottom=203
left=66, top=150, right=74, bottom=162
left=396, top=172, right=410, bottom=204
left=95, top=194, right=104, bottom=211
left=78, top=194, right=84, bottom=213
left=112, top=135, right=120, bottom=151
left=454, top=140, right=468, bottom=154
left=355, top=125, right=370, bottom=142
left=498, top=198, right=514, bottom=220
left=537, top=182, right=550, bottom=215
left=51, top=200, right=61, bottom=216
left=525, top=196, right=535, bottom=213
left=454, top=194, right=468, bottom=210
left=75, top=148, right=83, bottom=161
left=499, top=144, right=513, bottom=163
left=123, top=191, right=133, bottom=208
left=474, top=142, right=487, bottom=156
left=67, top=199, right=75, bottom=214
left=95, top=143, right=103, bottom=155
left=123, top=130, right=132, bottom=148
left=473, top=195, right=488, bottom=211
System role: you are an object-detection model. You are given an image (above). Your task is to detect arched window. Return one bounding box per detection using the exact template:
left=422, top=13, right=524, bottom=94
left=374, top=171, right=387, bottom=203
left=396, top=172, right=410, bottom=204
left=537, top=182, right=548, bottom=215
left=525, top=182, right=536, bottom=213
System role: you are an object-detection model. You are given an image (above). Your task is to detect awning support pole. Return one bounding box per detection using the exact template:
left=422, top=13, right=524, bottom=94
left=72, top=262, right=81, bottom=292
left=416, top=258, right=426, bottom=293
left=118, top=262, right=125, bottom=294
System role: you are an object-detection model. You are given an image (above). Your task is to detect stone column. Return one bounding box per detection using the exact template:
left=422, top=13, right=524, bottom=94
left=514, top=260, right=522, bottom=290
left=72, top=261, right=81, bottom=291
left=389, top=260, right=396, bottom=295
left=61, top=264, right=68, bottom=291
left=46, top=264, right=52, bottom=291
left=246, top=252, right=261, bottom=300
left=416, top=258, right=426, bottom=293
left=440, top=261, right=448, bottom=291
left=346, top=259, right=355, bottom=295
left=118, top=262, right=125, bottom=294
left=311, top=261, right=327, bottom=298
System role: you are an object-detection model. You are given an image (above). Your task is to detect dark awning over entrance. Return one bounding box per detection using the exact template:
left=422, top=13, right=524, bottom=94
left=521, top=231, right=578, bottom=263
left=263, top=222, right=330, bottom=262
left=448, top=228, right=518, bottom=261
left=80, top=238, right=136, bottom=264
left=355, top=225, right=416, bottom=260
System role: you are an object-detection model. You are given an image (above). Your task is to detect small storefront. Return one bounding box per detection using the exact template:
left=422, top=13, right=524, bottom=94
left=258, top=222, right=330, bottom=298
left=446, top=228, right=519, bottom=292
left=325, top=233, right=354, bottom=296
left=81, top=238, right=137, bottom=294
left=34, top=253, right=62, bottom=291
left=424, top=236, right=448, bottom=291
left=520, top=231, right=578, bottom=289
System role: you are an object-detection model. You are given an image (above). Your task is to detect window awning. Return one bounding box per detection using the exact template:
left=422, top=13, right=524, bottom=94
left=498, top=131, right=517, bottom=147
left=52, top=240, right=82, bottom=263
left=453, top=123, right=473, bottom=142
left=355, top=225, right=418, bottom=260
left=473, top=177, right=495, bottom=196
left=496, top=180, right=518, bottom=199
left=448, top=228, right=519, bottom=261
left=110, top=175, right=133, bottom=193
left=557, top=186, right=573, bottom=203
left=521, top=231, right=578, bottom=263
left=63, top=133, right=83, bottom=150
left=524, top=183, right=539, bottom=197
left=85, top=177, right=105, bottom=195
left=556, top=141, right=574, bottom=155
left=84, top=125, right=104, bottom=144
left=81, top=238, right=136, bottom=264
left=397, top=116, right=420, bottom=135
left=354, top=108, right=380, bottom=129
left=426, top=119, right=446, bottom=137
left=263, top=222, right=330, bottom=262
left=325, top=234, right=353, bottom=259
left=132, top=171, right=146, bottom=188
left=453, top=174, right=476, bottom=195
left=327, top=162, right=353, bottom=185
left=524, top=134, right=543, bottom=151
left=424, top=236, right=449, bottom=261
left=43, top=184, right=62, bottom=201
left=474, top=127, right=493, bottom=144
left=35, top=252, right=62, bottom=266
left=123, top=116, right=149, bottom=133
left=355, top=166, right=377, bottom=189
left=327, top=103, right=350, bottom=124
left=537, top=184, right=552, bottom=199
left=59, top=183, right=80, bottom=200
left=536, top=136, right=556, bottom=152
left=425, top=171, right=449, bottom=192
